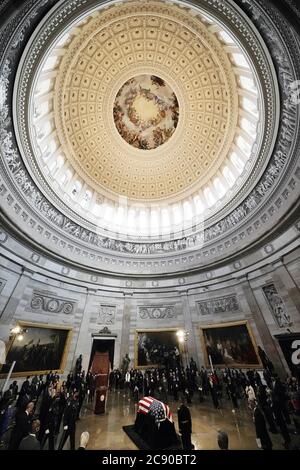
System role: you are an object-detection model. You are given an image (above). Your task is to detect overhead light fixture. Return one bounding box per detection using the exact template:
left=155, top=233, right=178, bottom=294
left=11, top=325, right=21, bottom=334
left=10, top=325, right=28, bottom=341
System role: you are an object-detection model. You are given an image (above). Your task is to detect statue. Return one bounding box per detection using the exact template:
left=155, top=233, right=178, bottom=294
left=257, top=346, right=274, bottom=373
left=121, top=354, right=130, bottom=374
left=75, top=354, right=82, bottom=374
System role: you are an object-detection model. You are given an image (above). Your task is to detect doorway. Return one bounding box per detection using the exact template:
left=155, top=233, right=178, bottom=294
left=88, top=339, right=115, bottom=372
left=88, top=339, right=115, bottom=414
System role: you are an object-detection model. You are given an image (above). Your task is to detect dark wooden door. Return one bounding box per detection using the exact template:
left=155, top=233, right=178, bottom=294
left=91, top=351, right=109, bottom=414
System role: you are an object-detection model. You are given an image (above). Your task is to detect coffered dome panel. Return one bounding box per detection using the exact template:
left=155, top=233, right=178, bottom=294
left=53, top=1, right=238, bottom=201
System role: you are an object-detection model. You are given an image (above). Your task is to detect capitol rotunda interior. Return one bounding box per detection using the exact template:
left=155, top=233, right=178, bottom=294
left=0, top=0, right=300, bottom=454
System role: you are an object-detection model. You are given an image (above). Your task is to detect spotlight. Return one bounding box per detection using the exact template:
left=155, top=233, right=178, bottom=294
left=16, top=334, right=24, bottom=341
left=11, top=325, right=21, bottom=334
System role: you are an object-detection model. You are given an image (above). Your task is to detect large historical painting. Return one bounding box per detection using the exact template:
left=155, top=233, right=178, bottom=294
left=0, top=322, right=72, bottom=377
left=200, top=321, right=262, bottom=368
left=135, top=329, right=180, bottom=368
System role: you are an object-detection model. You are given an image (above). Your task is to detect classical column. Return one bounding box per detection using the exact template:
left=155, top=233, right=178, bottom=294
left=119, top=292, right=132, bottom=366
left=73, top=287, right=97, bottom=373
left=240, top=275, right=286, bottom=377
left=179, top=290, right=198, bottom=367
left=0, top=267, right=34, bottom=325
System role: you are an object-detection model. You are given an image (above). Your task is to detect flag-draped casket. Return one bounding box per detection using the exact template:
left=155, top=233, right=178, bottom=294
left=135, top=396, right=180, bottom=449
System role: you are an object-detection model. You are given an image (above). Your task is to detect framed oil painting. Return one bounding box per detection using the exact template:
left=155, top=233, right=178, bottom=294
left=0, top=321, right=72, bottom=377
left=135, top=328, right=181, bottom=369
left=199, top=320, right=262, bottom=369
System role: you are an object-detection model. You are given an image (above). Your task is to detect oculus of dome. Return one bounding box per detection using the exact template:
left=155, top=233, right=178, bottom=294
left=113, top=74, right=179, bottom=150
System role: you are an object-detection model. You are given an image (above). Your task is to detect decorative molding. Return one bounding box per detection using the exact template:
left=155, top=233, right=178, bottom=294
left=99, top=326, right=111, bottom=335
left=30, top=253, right=40, bottom=263
left=97, top=304, right=116, bottom=325
left=0, top=230, right=8, bottom=243
left=233, top=261, right=242, bottom=269
left=264, top=244, right=274, bottom=254
left=93, top=326, right=118, bottom=337
left=0, top=278, right=6, bottom=294
left=196, top=295, right=239, bottom=315
left=30, top=291, right=76, bottom=314
left=138, top=305, right=176, bottom=319
left=262, top=283, right=293, bottom=328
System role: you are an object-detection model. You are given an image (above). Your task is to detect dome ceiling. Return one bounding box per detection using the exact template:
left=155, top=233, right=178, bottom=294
left=8, top=0, right=285, bottom=264
left=53, top=2, right=239, bottom=202
left=13, top=0, right=275, bottom=239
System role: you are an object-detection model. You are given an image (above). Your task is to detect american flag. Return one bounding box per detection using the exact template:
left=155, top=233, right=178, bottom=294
left=138, top=396, right=173, bottom=423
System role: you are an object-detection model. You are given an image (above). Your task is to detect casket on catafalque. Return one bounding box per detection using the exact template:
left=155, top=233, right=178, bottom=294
left=133, top=396, right=181, bottom=449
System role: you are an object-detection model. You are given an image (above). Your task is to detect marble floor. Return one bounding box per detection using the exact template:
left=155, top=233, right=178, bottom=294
left=74, top=391, right=299, bottom=450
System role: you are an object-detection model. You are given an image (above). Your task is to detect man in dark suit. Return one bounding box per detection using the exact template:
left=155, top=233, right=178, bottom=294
left=40, top=394, right=60, bottom=450
left=19, top=419, right=41, bottom=450
left=251, top=401, right=273, bottom=450
left=9, top=401, right=34, bottom=449
left=177, top=400, right=194, bottom=450
left=16, top=377, right=31, bottom=408
left=58, top=392, right=79, bottom=450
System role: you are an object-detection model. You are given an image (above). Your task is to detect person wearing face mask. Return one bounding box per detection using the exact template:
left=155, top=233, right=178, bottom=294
left=58, top=391, right=79, bottom=450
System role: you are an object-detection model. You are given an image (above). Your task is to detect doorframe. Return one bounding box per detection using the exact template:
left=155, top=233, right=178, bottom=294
left=89, top=329, right=117, bottom=372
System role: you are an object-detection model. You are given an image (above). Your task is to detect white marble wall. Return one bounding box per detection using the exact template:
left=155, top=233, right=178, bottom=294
left=1, top=242, right=300, bottom=385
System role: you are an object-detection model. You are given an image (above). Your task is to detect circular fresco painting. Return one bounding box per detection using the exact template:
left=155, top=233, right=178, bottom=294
left=113, top=75, right=179, bottom=150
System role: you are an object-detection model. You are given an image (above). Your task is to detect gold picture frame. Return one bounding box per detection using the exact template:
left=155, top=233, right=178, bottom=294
left=0, top=321, right=73, bottom=378
left=199, top=320, right=262, bottom=369
left=135, top=328, right=182, bottom=369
